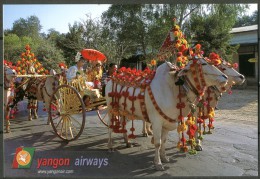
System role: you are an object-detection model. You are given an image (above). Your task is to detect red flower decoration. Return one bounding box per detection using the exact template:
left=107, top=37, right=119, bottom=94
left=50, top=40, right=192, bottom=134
left=233, top=63, right=238, bottom=69
left=59, top=62, right=67, bottom=69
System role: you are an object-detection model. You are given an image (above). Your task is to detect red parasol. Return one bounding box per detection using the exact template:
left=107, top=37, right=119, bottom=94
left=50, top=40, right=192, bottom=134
left=81, top=49, right=107, bottom=63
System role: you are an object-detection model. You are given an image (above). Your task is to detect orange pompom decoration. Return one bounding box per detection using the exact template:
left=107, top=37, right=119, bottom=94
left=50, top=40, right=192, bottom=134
left=174, top=31, right=179, bottom=37
left=177, top=57, right=182, bottom=62
left=195, top=44, right=201, bottom=50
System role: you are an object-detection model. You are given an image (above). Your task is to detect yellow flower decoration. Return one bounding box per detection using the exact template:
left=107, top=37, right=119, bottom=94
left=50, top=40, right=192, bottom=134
left=151, top=59, right=157, bottom=66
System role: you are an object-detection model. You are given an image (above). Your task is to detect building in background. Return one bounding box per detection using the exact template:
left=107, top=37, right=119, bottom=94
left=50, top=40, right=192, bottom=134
left=230, top=25, right=258, bottom=86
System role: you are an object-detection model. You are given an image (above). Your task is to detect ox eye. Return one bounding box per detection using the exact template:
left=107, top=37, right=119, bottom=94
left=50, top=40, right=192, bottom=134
left=201, top=63, right=207, bottom=66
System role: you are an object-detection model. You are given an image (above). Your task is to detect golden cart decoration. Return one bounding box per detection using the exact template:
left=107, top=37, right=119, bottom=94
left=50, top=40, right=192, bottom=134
left=48, top=75, right=109, bottom=143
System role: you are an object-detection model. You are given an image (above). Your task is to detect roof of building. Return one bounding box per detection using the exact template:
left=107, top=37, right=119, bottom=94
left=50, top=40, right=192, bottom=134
left=230, top=25, right=258, bottom=45
left=231, top=25, right=258, bottom=33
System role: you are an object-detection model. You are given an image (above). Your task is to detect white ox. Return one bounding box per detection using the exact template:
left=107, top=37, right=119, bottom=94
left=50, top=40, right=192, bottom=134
left=105, top=57, right=228, bottom=170
left=4, top=65, right=17, bottom=132
left=194, top=61, right=245, bottom=150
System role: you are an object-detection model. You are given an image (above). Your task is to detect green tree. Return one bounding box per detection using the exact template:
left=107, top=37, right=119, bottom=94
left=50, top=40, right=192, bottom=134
left=187, top=4, right=247, bottom=61
left=56, top=22, right=85, bottom=66
left=35, top=38, right=65, bottom=71
left=102, top=4, right=146, bottom=63
left=101, top=4, right=203, bottom=63
left=234, top=10, right=258, bottom=27
left=81, top=14, right=118, bottom=64
left=11, top=15, right=42, bottom=38
left=4, top=33, right=21, bottom=62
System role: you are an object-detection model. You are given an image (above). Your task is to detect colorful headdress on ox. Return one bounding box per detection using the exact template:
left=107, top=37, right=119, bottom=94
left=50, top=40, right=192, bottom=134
left=205, top=52, right=239, bottom=69
left=222, top=59, right=239, bottom=69
left=204, top=52, right=222, bottom=66
left=4, top=60, right=16, bottom=71
left=16, top=44, right=48, bottom=75
left=4, top=60, right=12, bottom=67
left=157, top=18, right=190, bottom=67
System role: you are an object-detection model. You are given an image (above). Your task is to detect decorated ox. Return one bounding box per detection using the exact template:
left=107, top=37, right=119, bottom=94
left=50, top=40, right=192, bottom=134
left=4, top=65, right=17, bottom=132
left=194, top=60, right=245, bottom=151
left=105, top=57, right=228, bottom=170
left=26, top=69, right=60, bottom=123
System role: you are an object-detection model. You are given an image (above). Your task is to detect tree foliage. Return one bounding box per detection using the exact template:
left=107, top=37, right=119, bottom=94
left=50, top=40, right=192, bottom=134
left=234, top=10, right=258, bottom=27
left=4, top=16, right=65, bottom=71
left=4, top=4, right=254, bottom=69
left=187, top=4, right=247, bottom=61
left=11, top=15, right=42, bottom=38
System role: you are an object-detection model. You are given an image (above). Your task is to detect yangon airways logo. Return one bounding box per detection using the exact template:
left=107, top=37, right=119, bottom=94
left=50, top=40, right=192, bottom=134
left=12, top=147, right=35, bottom=169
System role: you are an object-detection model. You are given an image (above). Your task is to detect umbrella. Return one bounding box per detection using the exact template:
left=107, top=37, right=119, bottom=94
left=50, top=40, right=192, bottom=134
left=81, top=49, right=107, bottom=63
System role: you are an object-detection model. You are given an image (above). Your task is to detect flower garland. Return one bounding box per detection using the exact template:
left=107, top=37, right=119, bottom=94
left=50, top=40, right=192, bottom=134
left=176, top=85, right=188, bottom=152
left=176, top=52, right=207, bottom=153
left=112, top=67, right=155, bottom=88
left=190, top=53, right=207, bottom=97
left=186, top=113, right=198, bottom=154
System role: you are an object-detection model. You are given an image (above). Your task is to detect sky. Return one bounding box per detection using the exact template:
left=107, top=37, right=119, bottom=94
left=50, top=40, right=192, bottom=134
left=3, top=4, right=258, bottom=34
left=3, top=4, right=111, bottom=34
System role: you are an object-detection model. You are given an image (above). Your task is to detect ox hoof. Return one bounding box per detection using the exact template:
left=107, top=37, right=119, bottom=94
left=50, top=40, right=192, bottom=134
left=33, top=116, right=38, bottom=119
left=195, top=145, right=203, bottom=151
left=47, top=122, right=51, bottom=125
left=142, top=133, right=148, bottom=137
left=155, top=164, right=165, bottom=171
left=126, top=143, right=133, bottom=148
left=28, top=118, right=32, bottom=121
left=6, top=128, right=10, bottom=133
left=108, top=148, right=115, bottom=153
left=147, top=130, right=153, bottom=135
left=161, top=156, right=170, bottom=163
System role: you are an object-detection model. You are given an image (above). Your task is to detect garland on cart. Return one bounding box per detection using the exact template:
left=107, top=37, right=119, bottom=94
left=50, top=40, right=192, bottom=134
left=108, top=67, right=155, bottom=138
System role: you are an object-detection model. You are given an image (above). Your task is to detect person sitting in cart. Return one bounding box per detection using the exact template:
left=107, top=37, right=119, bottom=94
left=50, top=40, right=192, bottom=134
left=66, top=52, right=100, bottom=109
left=66, top=52, right=87, bottom=82
left=86, top=60, right=103, bottom=90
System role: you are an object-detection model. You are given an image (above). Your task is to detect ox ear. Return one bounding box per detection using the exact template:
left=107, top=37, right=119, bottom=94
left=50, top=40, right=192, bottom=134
left=168, top=71, right=176, bottom=76
left=177, top=69, right=188, bottom=77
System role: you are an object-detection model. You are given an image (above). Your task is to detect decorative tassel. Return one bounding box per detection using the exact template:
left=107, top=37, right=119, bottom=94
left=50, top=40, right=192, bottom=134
left=177, top=86, right=187, bottom=152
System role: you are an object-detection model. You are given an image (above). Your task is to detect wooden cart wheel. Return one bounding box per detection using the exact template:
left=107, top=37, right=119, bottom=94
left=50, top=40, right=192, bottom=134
left=48, top=84, right=86, bottom=142
left=96, top=106, right=109, bottom=127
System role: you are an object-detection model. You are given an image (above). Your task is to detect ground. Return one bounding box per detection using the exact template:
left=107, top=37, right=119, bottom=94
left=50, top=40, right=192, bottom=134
left=3, top=88, right=258, bottom=177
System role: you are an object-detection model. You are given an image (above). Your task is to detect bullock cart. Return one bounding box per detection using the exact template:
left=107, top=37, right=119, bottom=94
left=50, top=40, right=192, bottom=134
left=48, top=76, right=109, bottom=142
